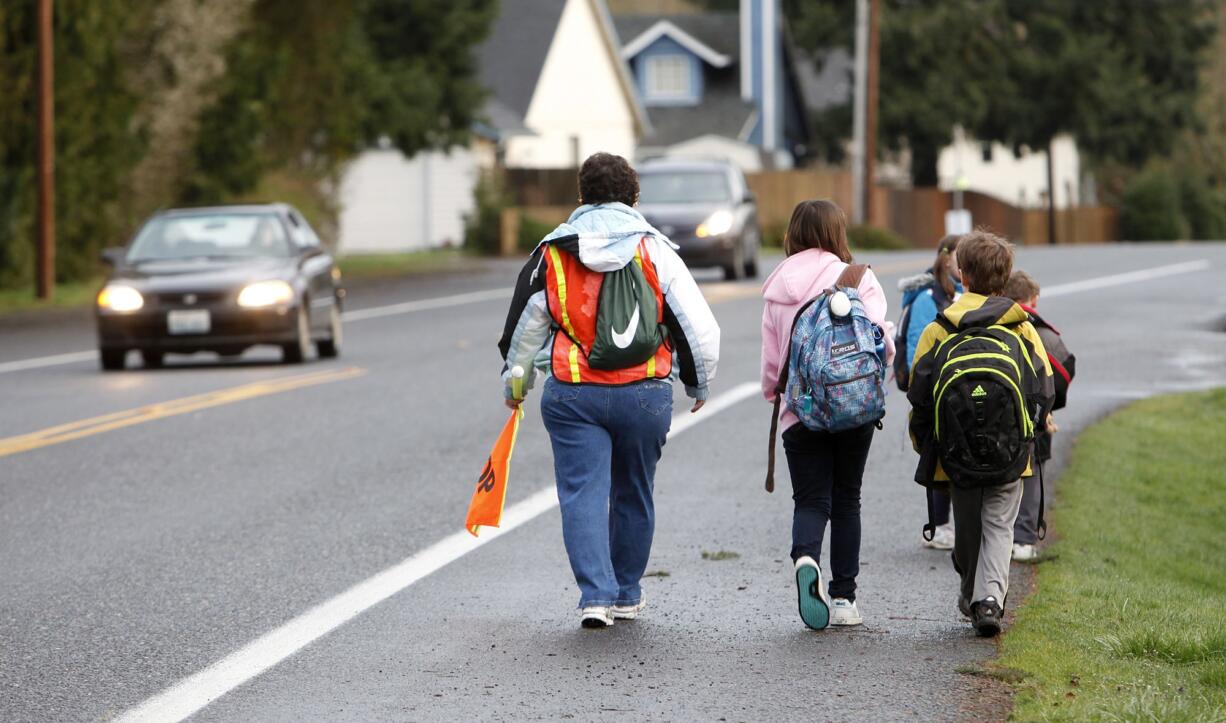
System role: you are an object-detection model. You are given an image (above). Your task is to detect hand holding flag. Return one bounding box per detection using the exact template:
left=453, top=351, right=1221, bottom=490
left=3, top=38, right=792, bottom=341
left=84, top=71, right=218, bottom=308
left=466, top=367, right=526, bottom=536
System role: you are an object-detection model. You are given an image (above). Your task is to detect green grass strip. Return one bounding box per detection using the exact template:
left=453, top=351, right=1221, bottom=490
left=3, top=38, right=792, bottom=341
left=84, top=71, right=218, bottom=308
left=999, top=388, right=1226, bottom=721
left=0, top=278, right=102, bottom=314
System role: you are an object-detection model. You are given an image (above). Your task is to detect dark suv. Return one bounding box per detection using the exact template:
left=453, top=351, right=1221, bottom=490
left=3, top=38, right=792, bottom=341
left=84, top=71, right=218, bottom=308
left=636, top=158, right=761, bottom=280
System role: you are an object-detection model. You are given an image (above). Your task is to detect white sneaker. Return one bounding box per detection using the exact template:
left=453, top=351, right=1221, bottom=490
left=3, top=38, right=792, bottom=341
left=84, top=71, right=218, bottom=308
left=580, top=606, right=614, bottom=628
left=612, top=592, right=646, bottom=620
left=1012, top=543, right=1039, bottom=562
left=794, top=556, right=831, bottom=631
left=923, top=523, right=955, bottom=550
left=829, top=598, right=863, bottom=626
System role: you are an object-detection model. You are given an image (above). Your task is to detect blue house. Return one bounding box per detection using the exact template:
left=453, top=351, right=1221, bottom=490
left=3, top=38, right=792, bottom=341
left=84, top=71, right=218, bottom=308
left=613, top=0, right=811, bottom=170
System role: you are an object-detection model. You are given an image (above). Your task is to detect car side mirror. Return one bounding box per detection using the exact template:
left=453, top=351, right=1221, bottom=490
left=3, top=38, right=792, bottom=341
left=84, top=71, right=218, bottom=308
left=100, top=247, right=125, bottom=266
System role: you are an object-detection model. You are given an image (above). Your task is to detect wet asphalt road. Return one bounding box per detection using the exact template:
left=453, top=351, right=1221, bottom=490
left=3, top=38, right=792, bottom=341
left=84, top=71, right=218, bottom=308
left=1, top=244, right=1224, bottom=722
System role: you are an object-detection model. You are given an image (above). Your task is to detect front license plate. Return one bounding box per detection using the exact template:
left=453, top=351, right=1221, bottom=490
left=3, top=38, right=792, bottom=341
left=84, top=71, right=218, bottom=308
left=167, top=309, right=211, bottom=335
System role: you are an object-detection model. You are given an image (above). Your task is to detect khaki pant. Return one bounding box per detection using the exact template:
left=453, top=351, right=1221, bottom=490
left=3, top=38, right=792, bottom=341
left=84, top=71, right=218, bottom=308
left=950, top=480, right=1023, bottom=604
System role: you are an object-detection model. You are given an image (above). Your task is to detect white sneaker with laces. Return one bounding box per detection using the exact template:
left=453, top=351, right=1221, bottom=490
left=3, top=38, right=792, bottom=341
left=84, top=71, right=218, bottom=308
left=829, top=598, right=863, bottom=626
left=580, top=606, right=614, bottom=628
left=612, top=593, right=646, bottom=620
left=923, top=523, right=955, bottom=550
left=1012, top=543, right=1039, bottom=562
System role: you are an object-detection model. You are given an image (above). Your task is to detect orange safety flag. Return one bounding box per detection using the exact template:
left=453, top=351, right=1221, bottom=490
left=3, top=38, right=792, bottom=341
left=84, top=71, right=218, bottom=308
left=465, top=407, right=524, bottom=536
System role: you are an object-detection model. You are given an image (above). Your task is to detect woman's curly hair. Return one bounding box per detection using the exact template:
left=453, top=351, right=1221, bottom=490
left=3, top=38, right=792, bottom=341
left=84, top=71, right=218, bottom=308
left=578, top=152, right=639, bottom=206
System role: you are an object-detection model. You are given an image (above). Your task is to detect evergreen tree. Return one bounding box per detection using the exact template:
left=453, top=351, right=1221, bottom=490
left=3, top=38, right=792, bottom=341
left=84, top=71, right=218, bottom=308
left=786, top=0, right=1217, bottom=187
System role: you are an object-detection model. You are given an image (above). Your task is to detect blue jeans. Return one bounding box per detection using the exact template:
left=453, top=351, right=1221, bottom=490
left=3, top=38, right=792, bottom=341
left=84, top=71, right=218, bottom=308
left=540, top=376, right=672, bottom=608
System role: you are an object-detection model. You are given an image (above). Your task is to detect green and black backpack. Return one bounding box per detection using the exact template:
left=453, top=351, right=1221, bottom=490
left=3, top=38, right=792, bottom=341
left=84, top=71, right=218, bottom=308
left=929, top=316, right=1044, bottom=487
left=587, top=253, right=666, bottom=370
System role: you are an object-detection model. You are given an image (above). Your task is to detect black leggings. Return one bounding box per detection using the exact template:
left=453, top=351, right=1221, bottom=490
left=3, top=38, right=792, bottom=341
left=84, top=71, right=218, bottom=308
left=782, top=422, right=875, bottom=602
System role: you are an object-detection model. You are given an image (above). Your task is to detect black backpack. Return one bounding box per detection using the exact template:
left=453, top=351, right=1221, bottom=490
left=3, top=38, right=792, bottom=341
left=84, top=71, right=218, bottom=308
left=892, top=300, right=916, bottom=392
left=929, top=317, right=1044, bottom=487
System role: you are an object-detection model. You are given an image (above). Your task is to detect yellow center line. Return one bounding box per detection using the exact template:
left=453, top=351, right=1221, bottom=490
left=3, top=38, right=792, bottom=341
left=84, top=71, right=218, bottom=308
left=0, top=367, right=367, bottom=460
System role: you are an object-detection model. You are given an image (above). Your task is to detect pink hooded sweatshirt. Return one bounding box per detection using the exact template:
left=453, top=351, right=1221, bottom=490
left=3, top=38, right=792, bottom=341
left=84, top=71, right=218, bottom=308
left=760, top=249, right=896, bottom=431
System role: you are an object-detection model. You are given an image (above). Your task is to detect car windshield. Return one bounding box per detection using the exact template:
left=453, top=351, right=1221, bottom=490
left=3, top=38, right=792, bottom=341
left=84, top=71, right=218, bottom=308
left=638, top=171, right=731, bottom=204
left=126, top=213, right=292, bottom=262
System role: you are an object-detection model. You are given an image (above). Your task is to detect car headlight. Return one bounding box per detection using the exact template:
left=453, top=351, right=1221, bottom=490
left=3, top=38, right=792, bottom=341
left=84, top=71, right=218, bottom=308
left=237, top=280, right=294, bottom=308
left=97, top=284, right=144, bottom=312
left=695, top=209, right=735, bottom=238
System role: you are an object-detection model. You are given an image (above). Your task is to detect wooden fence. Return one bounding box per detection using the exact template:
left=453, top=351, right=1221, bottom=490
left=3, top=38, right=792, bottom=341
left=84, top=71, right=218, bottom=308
left=499, top=166, right=1119, bottom=252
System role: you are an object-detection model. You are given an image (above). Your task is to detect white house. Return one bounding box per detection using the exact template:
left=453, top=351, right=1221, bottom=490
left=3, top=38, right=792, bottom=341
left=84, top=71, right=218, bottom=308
left=491, top=0, right=649, bottom=168
left=337, top=0, right=646, bottom=254
left=937, top=128, right=1081, bottom=210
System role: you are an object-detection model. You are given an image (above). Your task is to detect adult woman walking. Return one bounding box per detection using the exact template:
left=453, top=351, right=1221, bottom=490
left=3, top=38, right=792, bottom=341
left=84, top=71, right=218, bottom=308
left=498, top=153, right=720, bottom=628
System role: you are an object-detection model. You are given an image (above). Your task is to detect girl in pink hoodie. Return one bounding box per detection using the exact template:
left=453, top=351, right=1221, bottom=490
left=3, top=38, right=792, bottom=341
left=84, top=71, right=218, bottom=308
left=760, top=200, right=895, bottom=630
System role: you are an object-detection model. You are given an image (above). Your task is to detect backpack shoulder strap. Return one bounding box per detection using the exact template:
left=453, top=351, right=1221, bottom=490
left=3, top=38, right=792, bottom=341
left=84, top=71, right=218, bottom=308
left=835, top=263, right=869, bottom=289
left=935, top=314, right=957, bottom=334
left=764, top=292, right=824, bottom=494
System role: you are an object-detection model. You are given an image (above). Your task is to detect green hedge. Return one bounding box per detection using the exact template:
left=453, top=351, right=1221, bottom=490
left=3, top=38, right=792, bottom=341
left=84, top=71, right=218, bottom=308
left=1120, top=164, right=1226, bottom=241
left=849, top=224, right=911, bottom=250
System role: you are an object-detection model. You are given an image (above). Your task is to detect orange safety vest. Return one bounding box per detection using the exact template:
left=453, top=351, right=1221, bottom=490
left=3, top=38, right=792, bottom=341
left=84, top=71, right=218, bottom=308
left=543, top=239, right=673, bottom=385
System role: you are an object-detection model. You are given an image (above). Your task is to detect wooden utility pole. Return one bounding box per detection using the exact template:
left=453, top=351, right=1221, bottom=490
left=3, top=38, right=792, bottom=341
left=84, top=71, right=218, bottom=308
left=864, top=0, right=879, bottom=226
left=36, top=0, right=55, bottom=300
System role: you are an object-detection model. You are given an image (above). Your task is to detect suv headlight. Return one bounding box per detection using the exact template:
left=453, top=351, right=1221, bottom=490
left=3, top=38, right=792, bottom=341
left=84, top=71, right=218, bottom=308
left=696, top=209, right=735, bottom=238
left=97, top=284, right=144, bottom=312
left=237, top=280, right=294, bottom=308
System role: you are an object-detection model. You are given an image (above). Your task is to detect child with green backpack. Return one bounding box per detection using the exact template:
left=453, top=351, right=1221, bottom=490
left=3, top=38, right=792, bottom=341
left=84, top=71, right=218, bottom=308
left=905, top=231, right=1054, bottom=637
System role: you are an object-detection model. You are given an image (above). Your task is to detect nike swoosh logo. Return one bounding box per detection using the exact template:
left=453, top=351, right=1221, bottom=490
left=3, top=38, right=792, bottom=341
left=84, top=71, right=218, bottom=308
left=612, top=303, right=640, bottom=349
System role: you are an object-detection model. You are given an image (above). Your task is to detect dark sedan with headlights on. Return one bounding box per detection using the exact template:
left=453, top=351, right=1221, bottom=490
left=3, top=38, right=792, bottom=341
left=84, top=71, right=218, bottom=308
left=636, top=158, right=761, bottom=280
left=95, top=204, right=344, bottom=370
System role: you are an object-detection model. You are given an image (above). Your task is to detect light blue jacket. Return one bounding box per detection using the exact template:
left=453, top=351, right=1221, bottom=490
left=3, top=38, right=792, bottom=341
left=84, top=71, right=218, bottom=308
left=899, top=271, right=962, bottom=368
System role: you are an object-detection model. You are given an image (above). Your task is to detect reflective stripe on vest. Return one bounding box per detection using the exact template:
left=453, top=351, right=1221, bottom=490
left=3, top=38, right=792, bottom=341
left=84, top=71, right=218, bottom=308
left=543, top=239, right=672, bottom=385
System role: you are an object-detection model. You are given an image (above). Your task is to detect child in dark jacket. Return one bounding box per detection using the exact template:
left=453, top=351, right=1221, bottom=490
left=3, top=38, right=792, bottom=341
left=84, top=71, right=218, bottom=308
left=896, top=234, right=962, bottom=550
left=907, top=232, right=1055, bottom=637
left=1003, top=270, right=1076, bottom=561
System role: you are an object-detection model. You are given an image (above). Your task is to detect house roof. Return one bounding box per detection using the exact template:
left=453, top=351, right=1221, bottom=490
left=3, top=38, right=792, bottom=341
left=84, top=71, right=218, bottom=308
left=620, top=18, right=732, bottom=67
left=475, top=0, right=649, bottom=140
left=614, top=13, right=752, bottom=148
left=475, top=0, right=568, bottom=125
left=615, top=13, right=740, bottom=64
left=793, top=47, right=853, bottom=113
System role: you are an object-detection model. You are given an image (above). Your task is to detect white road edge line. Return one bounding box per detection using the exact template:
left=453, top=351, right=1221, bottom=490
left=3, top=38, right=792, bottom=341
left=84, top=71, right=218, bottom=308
left=0, top=350, right=97, bottom=375
left=339, top=287, right=510, bottom=321
left=1041, top=259, right=1210, bottom=298
left=117, top=381, right=763, bottom=723
left=0, top=288, right=512, bottom=375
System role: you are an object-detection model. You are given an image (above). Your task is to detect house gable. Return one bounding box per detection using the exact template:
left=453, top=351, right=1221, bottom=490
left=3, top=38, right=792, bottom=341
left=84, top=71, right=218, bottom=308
left=629, top=35, right=705, bottom=107
left=508, top=0, right=645, bottom=168
left=621, top=19, right=733, bottom=67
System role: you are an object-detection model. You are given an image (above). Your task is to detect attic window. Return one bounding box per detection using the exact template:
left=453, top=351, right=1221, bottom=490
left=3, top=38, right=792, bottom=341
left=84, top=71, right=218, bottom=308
left=645, top=55, right=691, bottom=100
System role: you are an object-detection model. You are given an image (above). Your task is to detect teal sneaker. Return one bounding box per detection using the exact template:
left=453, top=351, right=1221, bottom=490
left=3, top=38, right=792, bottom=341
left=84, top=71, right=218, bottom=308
left=794, top=556, right=830, bottom=630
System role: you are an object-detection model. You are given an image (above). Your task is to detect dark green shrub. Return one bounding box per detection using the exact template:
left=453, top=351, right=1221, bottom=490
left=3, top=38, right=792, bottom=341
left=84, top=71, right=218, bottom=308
left=517, top=214, right=557, bottom=251
left=1178, top=174, right=1226, bottom=241
left=463, top=172, right=510, bottom=255
left=849, top=224, right=911, bottom=250
left=761, top=223, right=786, bottom=249
left=1120, top=166, right=1190, bottom=241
